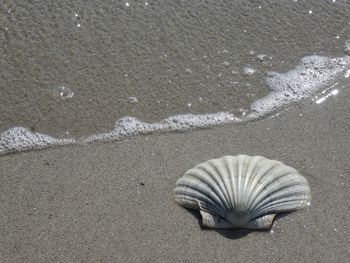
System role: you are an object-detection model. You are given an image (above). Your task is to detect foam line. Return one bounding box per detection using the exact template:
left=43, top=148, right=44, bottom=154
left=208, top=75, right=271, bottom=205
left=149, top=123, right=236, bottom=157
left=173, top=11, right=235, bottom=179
left=1, top=43, right=350, bottom=155
left=0, top=127, right=75, bottom=155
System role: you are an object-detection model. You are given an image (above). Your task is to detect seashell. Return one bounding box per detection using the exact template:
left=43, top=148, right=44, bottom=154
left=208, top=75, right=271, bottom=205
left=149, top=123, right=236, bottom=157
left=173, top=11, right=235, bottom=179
left=174, top=155, right=311, bottom=229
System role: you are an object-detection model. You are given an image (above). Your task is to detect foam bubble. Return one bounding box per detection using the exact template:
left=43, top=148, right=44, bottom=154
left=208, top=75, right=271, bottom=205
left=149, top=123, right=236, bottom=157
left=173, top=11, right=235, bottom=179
left=256, top=54, right=272, bottom=63
left=2, top=42, right=350, bottom=155
left=345, top=39, right=350, bottom=55
left=251, top=55, right=350, bottom=116
left=127, top=96, right=139, bottom=103
left=52, top=86, right=74, bottom=99
left=243, top=67, right=255, bottom=76
left=84, top=113, right=240, bottom=143
left=0, top=127, right=75, bottom=155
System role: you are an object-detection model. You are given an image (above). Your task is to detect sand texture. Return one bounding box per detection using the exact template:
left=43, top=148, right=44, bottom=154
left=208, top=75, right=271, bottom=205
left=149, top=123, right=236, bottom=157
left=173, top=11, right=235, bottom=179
left=1, top=89, right=349, bottom=262
left=1, top=0, right=350, bottom=137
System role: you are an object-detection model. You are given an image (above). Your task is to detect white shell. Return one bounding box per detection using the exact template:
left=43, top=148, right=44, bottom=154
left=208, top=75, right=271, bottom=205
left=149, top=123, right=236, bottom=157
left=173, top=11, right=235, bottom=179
left=174, top=155, right=311, bottom=229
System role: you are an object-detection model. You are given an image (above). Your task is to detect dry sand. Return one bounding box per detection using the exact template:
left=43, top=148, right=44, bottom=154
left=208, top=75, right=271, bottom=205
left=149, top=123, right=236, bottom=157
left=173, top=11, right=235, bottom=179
left=1, top=88, right=349, bottom=262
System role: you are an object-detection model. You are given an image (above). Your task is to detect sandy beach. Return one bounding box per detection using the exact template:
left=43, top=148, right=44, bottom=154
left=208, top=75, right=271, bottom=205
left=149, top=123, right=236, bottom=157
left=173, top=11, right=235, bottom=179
left=1, top=87, right=349, bottom=262
left=1, top=1, right=350, bottom=262
left=1, top=1, right=350, bottom=138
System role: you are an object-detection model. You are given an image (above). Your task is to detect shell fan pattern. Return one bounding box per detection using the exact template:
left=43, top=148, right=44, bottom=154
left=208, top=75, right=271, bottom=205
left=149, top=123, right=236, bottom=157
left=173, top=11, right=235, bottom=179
left=174, top=155, right=311, bottom=229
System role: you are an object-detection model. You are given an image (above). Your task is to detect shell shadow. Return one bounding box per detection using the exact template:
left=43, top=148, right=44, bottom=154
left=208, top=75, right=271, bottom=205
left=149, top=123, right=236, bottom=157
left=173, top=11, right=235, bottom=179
left=215, top=211, right=296, bottom=239
left=185, top=209, right=252, bottom=239
left=185, top=209, right=295, bottom=239
left=210, top=228, right=253, bottom=239
left=274, top=211, right=294, bottom=221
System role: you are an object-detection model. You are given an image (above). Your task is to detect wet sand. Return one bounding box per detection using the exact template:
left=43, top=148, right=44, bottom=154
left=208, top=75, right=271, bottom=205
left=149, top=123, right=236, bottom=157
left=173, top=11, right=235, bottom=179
left=1, top=88, right=349, bottom=262
left=1, top=1, right=350, bottom=137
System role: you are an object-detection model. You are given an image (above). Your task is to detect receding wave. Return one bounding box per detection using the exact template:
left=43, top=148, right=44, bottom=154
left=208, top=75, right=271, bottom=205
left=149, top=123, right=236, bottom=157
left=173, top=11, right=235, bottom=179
left=1, top=43, right=350, bottom=156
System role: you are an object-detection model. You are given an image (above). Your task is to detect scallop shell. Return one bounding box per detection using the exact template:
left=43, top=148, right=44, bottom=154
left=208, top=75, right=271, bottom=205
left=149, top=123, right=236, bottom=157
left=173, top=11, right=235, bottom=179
left=174, top=155, right=311, bottom=229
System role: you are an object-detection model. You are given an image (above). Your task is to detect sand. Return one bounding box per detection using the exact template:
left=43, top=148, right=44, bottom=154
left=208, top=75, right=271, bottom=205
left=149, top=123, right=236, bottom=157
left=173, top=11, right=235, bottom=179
left=1, top=87, right=349, bottom=262
left=1, top=1, right=350, bottom=138
left=1, top=2, right=350, bottom=261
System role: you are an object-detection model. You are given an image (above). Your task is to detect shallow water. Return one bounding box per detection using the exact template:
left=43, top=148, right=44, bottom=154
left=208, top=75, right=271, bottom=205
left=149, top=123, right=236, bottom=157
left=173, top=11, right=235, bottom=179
left=1, top=0, right=350, bottom=154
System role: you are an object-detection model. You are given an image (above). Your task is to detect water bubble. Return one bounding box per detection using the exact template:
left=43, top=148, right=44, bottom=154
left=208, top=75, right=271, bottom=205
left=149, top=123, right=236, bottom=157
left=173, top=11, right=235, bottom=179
left=345, top=40, right=350, bottom=55
left=243, top=67, right=255, bottom=76
left=128, top=96, right=138, bottom=103
left=74, top=13, right=81, bottom=28
left=257, top=54, right=272, bottom=63
left=125, top=2, right=130, bottom=7
left=315, top=97, right=326, bottom=104
left=314, top=88, right=339, bottom=104
left=345, top=69, right=350, bottom=78
left=330, top=89, right=339, bottom=95
left=52, top=86, right=74, bottom=99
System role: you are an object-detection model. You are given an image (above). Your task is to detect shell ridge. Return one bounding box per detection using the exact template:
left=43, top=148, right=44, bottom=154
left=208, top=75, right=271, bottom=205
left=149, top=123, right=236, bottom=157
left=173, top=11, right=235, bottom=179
left=214, top=158, right=234, bottom=211
left=237, top=155, right=251, bottom=211
left=174, top=186, right=226, bottom=216
left=174, top=155, right=311, bottom=229
left=246, top=162, right=282, bottom=211
left=223, top=156, right=235, bottom=209
left=252, top=182, right=310, bottom=216
left=236, top=156, right=244, bottom=210
left=256, top=198, right=309, bottom=215
left=197, top=201, right=227, bottom=219
left=240, top=155, right=261, bottom=210
left=257, top=196, right=309, bottom=213
left=233, top=156, right=240, bottom=211
left=253, top=181, right=309, bottom=210
left=242, top=156, right=266, bottom=210
left=175, top=178, right=226, bottom=213
left=248, top=171, right=306, bottom=211
left=182, top=170, right=229, bottom=211
left=245, top=156, right=271, bottom=207
left=197, top=162, right=232, bottom=212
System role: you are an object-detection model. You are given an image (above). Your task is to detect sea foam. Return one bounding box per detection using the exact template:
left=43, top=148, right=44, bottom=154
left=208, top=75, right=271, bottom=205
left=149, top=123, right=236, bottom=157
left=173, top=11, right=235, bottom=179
left=1, top=42, right=350, bottom=155
left=251, top=55, right=350, bottom=116
left=84, top=113, right=240, bottom=143
left=0, top=127, right=75, bottom=155
left=86, top=52, right=350, bottom=144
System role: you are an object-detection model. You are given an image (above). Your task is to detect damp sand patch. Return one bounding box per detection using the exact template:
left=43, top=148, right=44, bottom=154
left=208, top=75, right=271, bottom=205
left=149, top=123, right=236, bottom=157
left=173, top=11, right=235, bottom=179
left=1, top=46, right=350, bottom=155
